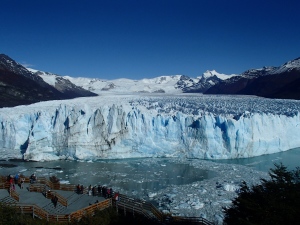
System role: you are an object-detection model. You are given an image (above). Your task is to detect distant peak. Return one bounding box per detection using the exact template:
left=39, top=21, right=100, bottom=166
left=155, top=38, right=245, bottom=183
left=277, top=57, right=300, bottom=73
left=202, top=70, right=237, bottom=80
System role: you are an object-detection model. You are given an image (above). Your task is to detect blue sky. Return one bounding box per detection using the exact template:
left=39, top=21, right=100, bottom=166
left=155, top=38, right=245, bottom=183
left=1, top=0, right=300, bottom=79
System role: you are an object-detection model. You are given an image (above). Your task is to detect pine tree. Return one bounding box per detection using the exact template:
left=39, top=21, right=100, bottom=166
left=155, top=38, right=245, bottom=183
left=223, top=163, right=300, bottom=225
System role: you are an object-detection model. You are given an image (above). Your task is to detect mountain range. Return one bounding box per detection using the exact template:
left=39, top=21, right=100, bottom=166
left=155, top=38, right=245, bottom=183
left=0, top=54, right=97, bottom=108
left=1, top=53, right=300, bottom=108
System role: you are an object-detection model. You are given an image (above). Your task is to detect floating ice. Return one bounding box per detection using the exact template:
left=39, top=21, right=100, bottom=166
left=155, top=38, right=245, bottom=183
left=223, top=184, right=239, bottom=192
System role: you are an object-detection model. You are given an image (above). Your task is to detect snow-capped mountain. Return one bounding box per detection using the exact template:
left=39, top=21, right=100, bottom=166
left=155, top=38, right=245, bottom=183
left=205, top=57, right=300, bottom=99
left=2, top=53, right=300, bottom=109
left=35, top=69, right=235, bottom=95
left=182, top=70, right=237, bottom=93
left=33, top=57, right=300, bottom=99
left=28, top=68, right=98, bottom=98
left=0, top=54, right=40, bottom=82
left=0, top=94, right=300, bottom=161
left=0, top=54, right=97, bottom=108
left=63, top=75, right=188, bottom=94
left=0, top=54, right=66, bottom=107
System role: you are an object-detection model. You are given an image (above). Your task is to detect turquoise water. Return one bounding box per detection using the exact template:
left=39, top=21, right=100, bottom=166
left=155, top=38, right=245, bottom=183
left=210, top=147, right=300, bottom=172
left=0, top=148, right=299, bottom=198
left=0, top=158, right=216, bottom=197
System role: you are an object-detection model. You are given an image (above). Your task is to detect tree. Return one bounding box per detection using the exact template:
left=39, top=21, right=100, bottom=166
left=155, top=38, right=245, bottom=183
left=223, top=163, right=300, bottom=225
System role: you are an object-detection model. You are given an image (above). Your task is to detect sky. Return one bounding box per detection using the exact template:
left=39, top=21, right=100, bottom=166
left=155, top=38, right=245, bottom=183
left=1, top=0, right=300, bottom=80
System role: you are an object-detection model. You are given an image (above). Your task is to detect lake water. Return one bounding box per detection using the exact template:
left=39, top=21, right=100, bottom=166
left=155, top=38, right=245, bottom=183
left=0, top=158, right=217, bottom=198
left=0, top=148, right=299, bottom=199
left=210, top=147, right=300, bottom=172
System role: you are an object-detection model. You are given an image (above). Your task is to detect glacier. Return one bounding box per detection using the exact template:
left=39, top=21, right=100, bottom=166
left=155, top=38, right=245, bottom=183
left=1, top=94, right=300, bottom=161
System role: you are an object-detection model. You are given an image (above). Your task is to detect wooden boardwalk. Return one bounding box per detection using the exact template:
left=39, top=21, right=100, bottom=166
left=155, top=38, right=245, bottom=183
left=0, top=176, right=111, bottom=222
left=0, top=176, right=214, bottom=224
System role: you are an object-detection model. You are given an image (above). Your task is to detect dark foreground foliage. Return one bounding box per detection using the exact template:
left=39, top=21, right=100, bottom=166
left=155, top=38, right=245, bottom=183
left=223, top=163, right=300, bottom=225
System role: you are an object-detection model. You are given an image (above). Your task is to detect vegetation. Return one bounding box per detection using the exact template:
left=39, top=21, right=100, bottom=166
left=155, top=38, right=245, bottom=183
left=223, top=163, right=300, bottom=225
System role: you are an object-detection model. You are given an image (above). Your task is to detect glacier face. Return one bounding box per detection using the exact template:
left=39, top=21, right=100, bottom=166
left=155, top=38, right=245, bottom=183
left=1, top=94, right=300, bottom=161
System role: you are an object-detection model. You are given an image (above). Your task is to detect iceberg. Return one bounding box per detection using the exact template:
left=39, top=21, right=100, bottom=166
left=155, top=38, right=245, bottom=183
left=1, top=94, right=300, bottom=161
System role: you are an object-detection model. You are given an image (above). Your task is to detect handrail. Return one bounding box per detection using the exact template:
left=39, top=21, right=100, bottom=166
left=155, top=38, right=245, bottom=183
left=69, top=198, right=112, bottom=221
left=6, top=199, right=112, bottom=222
left=2, top=176, right=214, bottom=224
left=46, top=190, right=68, bottom=207
left=115, top=193, right=214, bottom=225
left=172, top=216, right=215, bottom=225
left=0, top=181, right=10, bottom=189
left=9, top=189, right=20, bottom=202
left=29, top=183, right=45, bottom=192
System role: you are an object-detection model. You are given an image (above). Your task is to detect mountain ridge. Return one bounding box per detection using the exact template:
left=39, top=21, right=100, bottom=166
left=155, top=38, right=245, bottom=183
left=1, top=53, right=300, bottom=108
left=205, top=57, right=300, bottom=99
left=0, top=54, right=97, bottom=108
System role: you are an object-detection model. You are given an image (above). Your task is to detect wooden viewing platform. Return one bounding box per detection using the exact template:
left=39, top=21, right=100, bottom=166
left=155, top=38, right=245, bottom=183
left=0, top=176, right=214, bottom=224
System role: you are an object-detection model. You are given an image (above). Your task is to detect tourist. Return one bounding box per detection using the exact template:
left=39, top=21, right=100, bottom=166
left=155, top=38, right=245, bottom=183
left=76, top=184, right=80, bottom=194
left=97, top=185, right=101, bottom=196
left=109, top=188, right=113, bottom=198
left=88, top=184, right=92, bottom=196
left=9, top=176, right=14, bottom=191
left=14, top=174, right=19, bottom=185
left=114, top=192, right=119, bottom=201
left=92, top=186, right=96, bottom=196
left=52, top=195, right=58, bottom=208
left=20, top=177, right=25, bottom=189
left=80, top=185, right=84, bottom=194
left=30, top=173, right=36, bottom=183
left=102, top=186, right=107, bottom=198
left=107, top=188, right=111, bottom=198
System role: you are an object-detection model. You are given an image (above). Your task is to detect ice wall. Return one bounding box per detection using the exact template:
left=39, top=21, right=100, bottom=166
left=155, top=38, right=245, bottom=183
left=0, top=95, right=300, bottom=161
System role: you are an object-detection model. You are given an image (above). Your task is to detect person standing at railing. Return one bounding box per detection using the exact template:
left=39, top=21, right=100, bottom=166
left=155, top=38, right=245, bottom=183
left=97, top=185, right=101, bottom=196
left=30, top=173, right=36, bottom=184
left=14, top=174, right=19, bottom=185
left=92, top=186, right=96, bottom=196
left=76, top=184, right=81, bottom=194
left=20, top=177, right=25, bottom=189
left=114, top=192, right=119, bottom=201
left=107, top=188, right=111, bottom=198
left=102, top=186, right=107, bottom=198
left=9, top=175, right=14, bottom=193
left=80, top=185, right=84, bottom=194
left=88, top=184, right=92, bottom=196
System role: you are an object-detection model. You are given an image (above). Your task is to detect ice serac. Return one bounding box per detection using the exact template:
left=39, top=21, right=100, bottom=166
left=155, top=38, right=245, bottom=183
left=0, top=95, right=300, bottom=161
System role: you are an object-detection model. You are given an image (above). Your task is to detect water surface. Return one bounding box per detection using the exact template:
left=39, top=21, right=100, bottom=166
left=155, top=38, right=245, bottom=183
left=0, top=158, right=216, bottom=198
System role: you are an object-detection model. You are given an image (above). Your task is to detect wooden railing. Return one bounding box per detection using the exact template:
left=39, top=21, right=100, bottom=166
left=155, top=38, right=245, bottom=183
left=9, top=189, right=20, bottom=202
left=1, top=176, right=214, bottom=224
left=0, top=182, right=10, bottom=189
left=9, top=199, right=112, bottom=223
left=28, top=182, right=69, bottom=207
left=0, top=181, right=20, bottom=201
left=171, top=216, right=215, bottom=225
left=70, top=198, right=112, bottom=221
left=29, top=183, right=45, bottom=192
left=115, top=194, right=164, bottom=221
left=46, top=190, right=68, bottom=207
left=115, top=194, right=214, bottom=225
left=37, top=177, right=76, bottom=191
